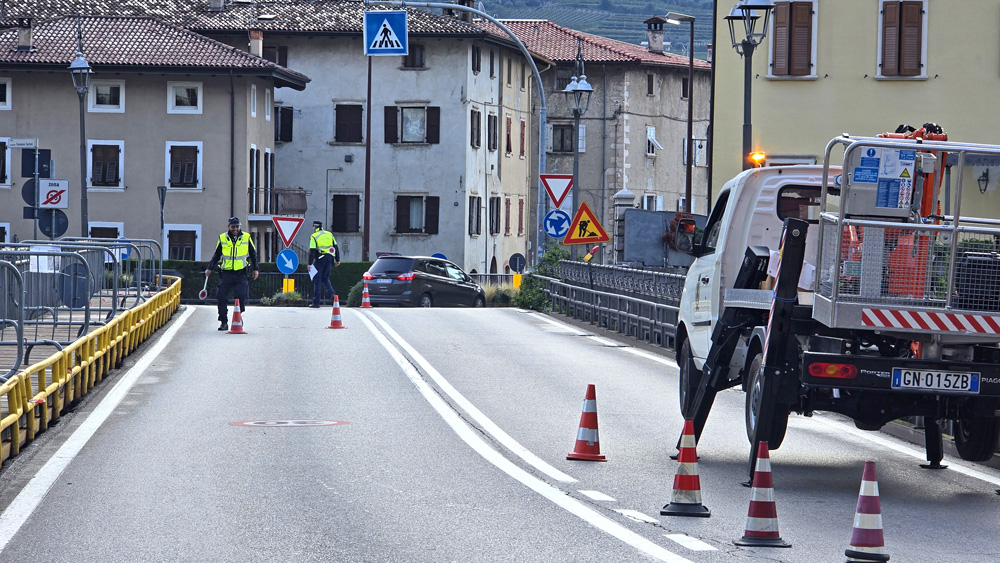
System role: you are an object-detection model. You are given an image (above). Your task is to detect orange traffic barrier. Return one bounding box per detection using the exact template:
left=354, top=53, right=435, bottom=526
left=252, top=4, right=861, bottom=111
left=845, top=461, right=890, bottom=562
left=327, top=295, right=347, bottom=329
left=734, top=441, right=790, bottom=548
left=228, top=299, right=247, bottom=334
left=660, top=419, right=710, bottom=517
left=567, top=384, right=606, bottom=461
left=360, top=283, right=373, bottom=308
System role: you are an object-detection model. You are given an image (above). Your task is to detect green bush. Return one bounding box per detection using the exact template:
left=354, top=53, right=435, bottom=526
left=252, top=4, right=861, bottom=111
left=346, top=281, right=364, bottom=307
left=485, top=284, right=517, bottom=307
left=536, top=247, right=569, bottom=276
left=513, top=274, right=550, bottom=311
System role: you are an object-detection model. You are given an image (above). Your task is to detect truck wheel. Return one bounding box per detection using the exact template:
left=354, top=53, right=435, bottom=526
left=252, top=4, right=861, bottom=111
left=678, top=340, right=702, bottom=418
left=745, top=353, right=789, bottom=449
left=953, top=416, right=1000, bottom=462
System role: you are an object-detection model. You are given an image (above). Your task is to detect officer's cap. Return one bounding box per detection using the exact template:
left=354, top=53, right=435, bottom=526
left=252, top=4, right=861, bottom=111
left=228, top=217, right=241, bottom=226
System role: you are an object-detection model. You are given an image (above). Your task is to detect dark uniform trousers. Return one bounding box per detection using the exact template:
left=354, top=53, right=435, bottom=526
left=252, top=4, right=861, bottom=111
left=217, top=269, right=249, bottom=321
left=312, top=254, right=337, bottom=306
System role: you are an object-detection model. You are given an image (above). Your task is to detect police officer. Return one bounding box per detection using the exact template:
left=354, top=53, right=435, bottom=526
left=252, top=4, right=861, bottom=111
left=308, top=220, right=340, bottom=308
left=205, top=217, right=259, bottom=330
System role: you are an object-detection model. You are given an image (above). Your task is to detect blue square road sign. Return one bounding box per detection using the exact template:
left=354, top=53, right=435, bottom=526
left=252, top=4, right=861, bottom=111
left=364, top=10, right=408, bottom=56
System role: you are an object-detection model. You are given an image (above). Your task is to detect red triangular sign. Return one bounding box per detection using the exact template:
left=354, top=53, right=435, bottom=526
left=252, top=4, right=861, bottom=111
left=272, top=216, right=305, bottom=247
left=563, top=202, right=610, bottom=245
left=540, top=174, right=574, bottom=208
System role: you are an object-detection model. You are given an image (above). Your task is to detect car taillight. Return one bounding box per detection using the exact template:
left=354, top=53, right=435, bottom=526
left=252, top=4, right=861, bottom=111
left=397, top=272, right=415, bottom=281
left=362, top=272, right=373, bottom=280
left=808, top=362, right=858, bottom=379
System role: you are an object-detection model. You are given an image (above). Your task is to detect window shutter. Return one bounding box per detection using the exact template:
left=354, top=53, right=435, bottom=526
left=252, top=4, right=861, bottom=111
left=545, top=124, right=553, bottom=152
left=426, top=106, right=440, bottom=144
left=577, top=123, right=586, bottom=153
left=425, top=196, right=439, bottom=234
left=900, top=1, right=922, bottom=76
left=278, top=107, right=293, bottom=142
left=347, top=195, right=360, bottom=232
left=772, top=2, right=790, bottom=75
left=395, top=195, right=408, bottom=232
left=790, top=2, right=812, bottom=76
left=881, top=1, right=900, bottom=76
left=384, top=106, right=398, bottom=143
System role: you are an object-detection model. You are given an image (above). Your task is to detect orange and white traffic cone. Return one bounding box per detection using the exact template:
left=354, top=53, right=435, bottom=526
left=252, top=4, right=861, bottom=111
left=845, top=461, right=890, bottom=562
left=360, top=283, right=373, bottom=308
left=660, top=419, right=710, bottom=517
left=327, top=295, right=347, bottom=329
left=734, top=441, right=790, bottom=548
left=567, top=384, right=606, bottom=461
left=227, top=299, right=247, bottom=334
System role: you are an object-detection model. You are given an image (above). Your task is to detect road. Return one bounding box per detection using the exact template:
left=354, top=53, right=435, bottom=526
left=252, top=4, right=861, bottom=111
left=0, top=305, right=997, bottom=562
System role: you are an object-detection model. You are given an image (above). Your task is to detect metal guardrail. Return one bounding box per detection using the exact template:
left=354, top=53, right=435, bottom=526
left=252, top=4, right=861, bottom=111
left=555, top=261, right=686, bottom=303
left=470, top=273, right=515, bottom=286
left=0, top=261, right=24, bottom=381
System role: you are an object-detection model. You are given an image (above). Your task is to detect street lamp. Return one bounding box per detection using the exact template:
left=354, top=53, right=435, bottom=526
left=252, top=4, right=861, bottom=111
left=666, top=12, right=695, bottom=213
left=564, top=37, right=593, bottom=259
left=69, top=14, right=93, bottom=237
left=725, top=0, right=773, bottom=170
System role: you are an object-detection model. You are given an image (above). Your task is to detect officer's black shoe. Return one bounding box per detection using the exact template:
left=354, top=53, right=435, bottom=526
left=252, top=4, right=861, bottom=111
left=308, top=304, right=320, bottom=308
left=218, top=321, right=229, bottom=331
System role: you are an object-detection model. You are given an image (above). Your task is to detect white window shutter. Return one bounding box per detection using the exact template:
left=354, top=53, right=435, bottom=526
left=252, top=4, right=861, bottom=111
left=578, top=123, right=586, bottom=153
left=545, top=123, right=553, bottom=152
left=656, top=196, right=663, bottom=211
left=646, top=127, right=663, bottom=150
left=695, top=139, right=707, bottom=167
left=682, top=137, right=688, bottom=165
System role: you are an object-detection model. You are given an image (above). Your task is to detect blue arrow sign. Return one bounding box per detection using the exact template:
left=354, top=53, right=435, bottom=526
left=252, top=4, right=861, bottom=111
left=364, top=11, right=408, bottom=56
left=277, top=248, right=299, bottom=275
left=544, top=209, right=571, bottom=238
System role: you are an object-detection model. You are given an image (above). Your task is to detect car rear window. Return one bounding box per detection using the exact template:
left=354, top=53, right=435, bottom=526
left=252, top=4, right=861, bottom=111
left=370, top=257, right=415, bottom=274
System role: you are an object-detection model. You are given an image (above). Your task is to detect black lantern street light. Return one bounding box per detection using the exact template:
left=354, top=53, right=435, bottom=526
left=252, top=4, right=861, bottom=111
left=666, top=11, right=695, bottom=213
left=563, top=37, right=593, bottom=259
left=726, top=0, right=773, bottom=170
left=69, top=15, right=93, bottom=237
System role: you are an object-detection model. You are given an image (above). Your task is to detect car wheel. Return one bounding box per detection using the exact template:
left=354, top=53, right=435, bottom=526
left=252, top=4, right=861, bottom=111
left=954, top=415, right=1000, bottom=462
left=473, top=295, right=485, bottom=308
left=678, top=339, right=701, bottom=418
left=419, top=294, right=433, bottom=307
left=745, top=352, right=789, bottom=450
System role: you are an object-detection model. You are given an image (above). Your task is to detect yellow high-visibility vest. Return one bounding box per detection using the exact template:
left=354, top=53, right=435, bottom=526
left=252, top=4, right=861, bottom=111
left=220, top=232, right=253, bottom=270
left=310, top=230, right=336, bottom=255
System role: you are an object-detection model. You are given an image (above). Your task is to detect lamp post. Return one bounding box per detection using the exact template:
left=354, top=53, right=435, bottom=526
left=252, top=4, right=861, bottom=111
left=666, top=12, right=695, bottom=213
left=725, top=1, right=773, bottom=170
left=563, top=37, right=593, bottom=259
left=69, top=15, right=93, bottom=237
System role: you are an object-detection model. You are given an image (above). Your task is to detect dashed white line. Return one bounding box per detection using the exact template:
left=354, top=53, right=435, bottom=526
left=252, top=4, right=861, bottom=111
left=578, top=490, right=616, bottom=502
left=616, top=509, right=660, bottom=524
left=665, top=533, right=717, bottom=551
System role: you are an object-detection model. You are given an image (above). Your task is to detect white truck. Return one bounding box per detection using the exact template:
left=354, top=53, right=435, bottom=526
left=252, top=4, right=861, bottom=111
left=670, top=131, right=1000, bottom=471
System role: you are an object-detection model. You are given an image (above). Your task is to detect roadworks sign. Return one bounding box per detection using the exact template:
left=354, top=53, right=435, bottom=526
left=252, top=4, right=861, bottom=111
left=563, top=202, right=610, bottom=245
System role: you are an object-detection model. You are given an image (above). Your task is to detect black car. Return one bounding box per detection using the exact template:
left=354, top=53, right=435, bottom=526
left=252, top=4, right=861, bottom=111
left=363, top=255, right=486, bottom=307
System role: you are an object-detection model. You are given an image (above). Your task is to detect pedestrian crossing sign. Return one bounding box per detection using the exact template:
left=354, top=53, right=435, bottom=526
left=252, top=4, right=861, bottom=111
left=364, top=11, right=408, bottom=56
left=563, top=202, right=610, bottom=245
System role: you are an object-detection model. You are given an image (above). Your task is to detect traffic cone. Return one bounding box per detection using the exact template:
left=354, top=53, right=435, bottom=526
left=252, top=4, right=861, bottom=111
left=360, top=283, right=373, bottom=308
left=734, top=441, right=790, bottom=548
left=660, top=419, right=710, bottom=517
left=327, top=295, right=347, bottom=329
left=845, top=461, right=890, bottom=562
left=227, top=299, right=247, bottom=334
left=567, top=384, right=606, bottom=461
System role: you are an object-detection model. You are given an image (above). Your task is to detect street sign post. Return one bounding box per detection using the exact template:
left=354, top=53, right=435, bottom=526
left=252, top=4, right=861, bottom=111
left=272, top=216, right=305, bottom=248
left=8, top=138, right=36, bottom=149
left=363, top=11, right=408, bottom=56
left=38, top=180, right=69, bottom=209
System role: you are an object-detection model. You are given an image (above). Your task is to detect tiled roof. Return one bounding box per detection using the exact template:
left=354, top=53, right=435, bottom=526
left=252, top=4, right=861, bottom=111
left=0, top=15, right=309, bottom=88
left=487, top=19, right=710, bottom=70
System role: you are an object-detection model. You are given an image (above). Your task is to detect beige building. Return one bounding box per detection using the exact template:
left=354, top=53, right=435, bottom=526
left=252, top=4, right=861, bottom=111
left=712, top=0, right=1000, bottom=215
left=0, top=15, right=307, bottom=260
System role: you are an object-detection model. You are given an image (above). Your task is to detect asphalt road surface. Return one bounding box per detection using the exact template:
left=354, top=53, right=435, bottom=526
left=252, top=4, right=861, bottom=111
left=0, top=304, right=997, bottom=562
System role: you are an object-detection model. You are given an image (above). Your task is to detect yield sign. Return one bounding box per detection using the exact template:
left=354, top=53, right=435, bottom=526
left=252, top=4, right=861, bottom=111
left=272, top=216, right=305, bottom=247
left=540, top=174, right=573, bottom=208
left=563, top=202, right=610, bottom=245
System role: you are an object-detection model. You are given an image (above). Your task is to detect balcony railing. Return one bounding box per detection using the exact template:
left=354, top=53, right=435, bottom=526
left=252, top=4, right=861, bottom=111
left=247, top=187, right=311, bottom=216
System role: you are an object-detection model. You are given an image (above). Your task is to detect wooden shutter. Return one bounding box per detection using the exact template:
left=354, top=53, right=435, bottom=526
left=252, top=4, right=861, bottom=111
left=426, top=107, right=440, bottom=144
left=425, top=196, right=439, bottom=234
left=900, top=1, right=922, bottom=76
left=395, top=195, right=409, bottom=232
left=384, top=106, right=398, bottom=143
left=347, top=195, right=360, bottom=232
left=790, top=2, right=812, bottom=75
left=336, top=105, right=362, bottom=142
left=881, top=1, right=900, bottom=76
left=772, top=2, right=790, bottom=75
left=278, top=107, right=293, bottom=142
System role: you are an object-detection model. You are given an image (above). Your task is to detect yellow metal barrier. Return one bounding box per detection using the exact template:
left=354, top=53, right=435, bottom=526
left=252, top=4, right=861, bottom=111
left=0, top=275, right=181, bottom=469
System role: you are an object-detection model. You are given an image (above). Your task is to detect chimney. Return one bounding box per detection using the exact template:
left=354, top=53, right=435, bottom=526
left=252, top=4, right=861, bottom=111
left=249, top=29, right=263, bottom=57
left=706, top=43, right=713, bottom=63
left=643, top=16, right=665, bottom=55
left=460, top=0, right=475, bottom=23
left=208, top=0, right=224, bottom=11
left=16, top=18, right=33, bottom=52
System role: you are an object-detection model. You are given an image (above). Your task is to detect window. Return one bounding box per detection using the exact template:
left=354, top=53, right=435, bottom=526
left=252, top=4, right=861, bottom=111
left=506, top=57, right=512, bottom=86
left=275, top=106, right=293, bottom=142
left=647, top=74, right=654, bottom=96
left=879, top=0, right=925, bottom=77
left=470, top=109, right=481, bottom=149
left=335, top=104, right=363, bottom=143
left=167, top=82, right=202, bottom=114
left=384, top=106, right=440, bottom=144
left=88, top=141, right=123, bottom=188
left=771, top=1, right=816, bottom=77
left=168, top=230, right=197, bottom=260
left=469, top=195, right=482, bottom=235
left=395, top=195, right=439, bottom=234
left=489, top=196, right=501, bottom=234
left=505, top=116, right=512, bottom=155
left=682, top=77, right=689, bottom=99
left=0, top=78, right=10, bottom=110
left=89, top=80, right=124, bottom=113
left=0, top=140, right=9, bottom=185
left=518, top=199, right=524, bottom=235
left=332, top=194, right=361, bottom=232
left=262, top=45, right=288, bottom=67
left=519, top=119, right=526, bottom=158
left=489, top=50, right=495, bottom=78
left=519, top=62, right=526, bottom=90
left=504, top=197, right=511, bottom=235
left=555, top=69, right=572, bottom=91
left=646, top=127, right=663, bottom=156
left=644, top=195, right=657, bottom=210
left=487, top=114, right=498, bottom=151
left=403, top=45, right=425, bottom=69
left=551, top=124, right=574, bottom=153
left=472, top=46, right=481, bottom=74
left=265, top=89, right=272, bottom=121
left=166, top=142, right=201, bottom=189
left=250, top=84, right=257, bottom=118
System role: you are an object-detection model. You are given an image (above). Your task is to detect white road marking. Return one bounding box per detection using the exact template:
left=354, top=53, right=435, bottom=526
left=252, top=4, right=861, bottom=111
left=578, top=490, right=616, bottom=501
left=616, top=509, right=659, bottom=524
left=528, top=313, right=679, bottom=368
left=364, top=311, right=576, bottom=483
left=0, top=306, right=195, bottom=554
left=665, top=533, right=717, bottom=551
left=359, top=313, right=691, bottom=563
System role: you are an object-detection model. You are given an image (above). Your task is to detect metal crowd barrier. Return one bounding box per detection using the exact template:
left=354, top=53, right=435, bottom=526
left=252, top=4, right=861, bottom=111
left=0, top=261, right=24, bottom=381
left=61, top=237, right=164, bottom=294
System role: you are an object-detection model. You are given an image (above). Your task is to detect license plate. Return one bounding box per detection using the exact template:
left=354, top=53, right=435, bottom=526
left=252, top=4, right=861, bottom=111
left=891, top=368, right=980, bottom=393
left=375, top=278, right=392, bottom=284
